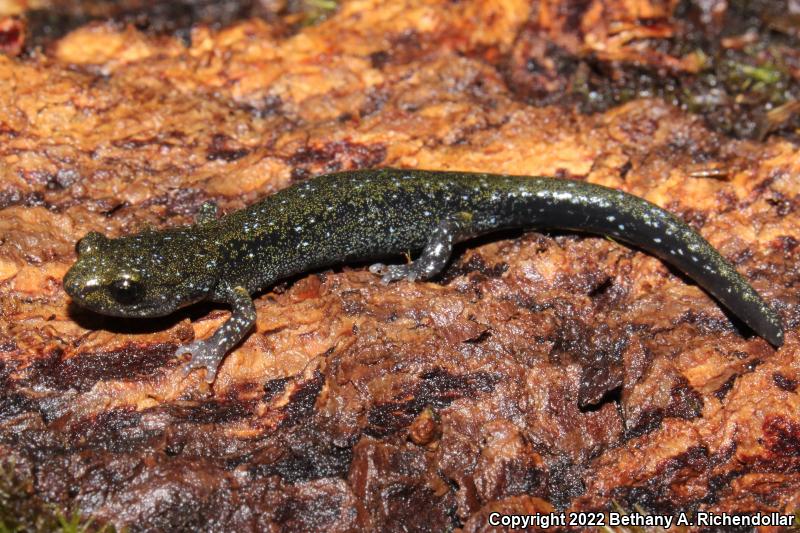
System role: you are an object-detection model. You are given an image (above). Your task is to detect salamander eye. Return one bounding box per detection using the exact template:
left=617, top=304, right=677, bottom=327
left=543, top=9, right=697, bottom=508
left=110, top=278, right=143, bottom=305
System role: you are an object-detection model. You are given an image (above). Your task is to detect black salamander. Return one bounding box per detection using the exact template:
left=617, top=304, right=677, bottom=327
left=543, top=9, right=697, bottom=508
left=63, top=169, right=784, bottom=382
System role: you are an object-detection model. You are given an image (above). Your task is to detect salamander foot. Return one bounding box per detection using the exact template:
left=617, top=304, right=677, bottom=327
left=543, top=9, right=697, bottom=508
left=176, top=339, right=224, bottom=383
left=369, top=217, right=465, bottom=284
left=175, top=285, right=256, bottom=385
left=369, top=262, right=420, bottom=283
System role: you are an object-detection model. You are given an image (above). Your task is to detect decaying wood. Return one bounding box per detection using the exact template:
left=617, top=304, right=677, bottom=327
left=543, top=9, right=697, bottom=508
left=0, top=0, right=798, bottom=530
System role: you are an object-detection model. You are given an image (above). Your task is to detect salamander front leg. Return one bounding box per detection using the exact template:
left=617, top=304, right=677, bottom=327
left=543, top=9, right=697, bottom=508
left=370, top=217, right=463, bottom=283
left=176, top=286, right=256, bottom=383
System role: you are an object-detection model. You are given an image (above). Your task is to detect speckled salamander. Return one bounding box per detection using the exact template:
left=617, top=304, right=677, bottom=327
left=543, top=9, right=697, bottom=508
left=63, top=169, right=784, bottom=382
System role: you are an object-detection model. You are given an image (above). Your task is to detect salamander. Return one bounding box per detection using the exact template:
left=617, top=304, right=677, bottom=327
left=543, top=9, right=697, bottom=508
left=63, top=168, right=784, bottom=382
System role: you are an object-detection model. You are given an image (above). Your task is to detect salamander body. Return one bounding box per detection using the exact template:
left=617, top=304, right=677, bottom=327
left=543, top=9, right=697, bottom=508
left=63, top=169, right=784, bottom=382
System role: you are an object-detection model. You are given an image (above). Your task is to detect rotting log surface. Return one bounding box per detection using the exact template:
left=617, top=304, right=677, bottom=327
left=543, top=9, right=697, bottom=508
left=0, top=0, right=799, bottom=531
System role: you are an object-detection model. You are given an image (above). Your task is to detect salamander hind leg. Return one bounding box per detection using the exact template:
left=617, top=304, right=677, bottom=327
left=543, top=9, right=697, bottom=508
left=369, top=216, right=466, bottom=284
left=176, top=286, right=256, bottom=383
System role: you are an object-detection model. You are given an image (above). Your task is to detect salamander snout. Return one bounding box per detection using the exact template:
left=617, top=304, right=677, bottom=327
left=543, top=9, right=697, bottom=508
left=62, top=268, right=86, bottom=299
left=65, top=228, right=221, bottom=318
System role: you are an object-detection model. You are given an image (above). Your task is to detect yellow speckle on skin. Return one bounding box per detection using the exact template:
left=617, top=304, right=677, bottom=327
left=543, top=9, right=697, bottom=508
left=64, top=168, right=783, bottom=387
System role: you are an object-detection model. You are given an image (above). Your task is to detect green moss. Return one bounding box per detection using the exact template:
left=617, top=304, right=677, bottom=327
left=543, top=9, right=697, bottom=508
left=0, top=459, right=114, bottom=533
left=296, top=0, right=339, bottom=26
left=520, top=0, right=800, bottom=139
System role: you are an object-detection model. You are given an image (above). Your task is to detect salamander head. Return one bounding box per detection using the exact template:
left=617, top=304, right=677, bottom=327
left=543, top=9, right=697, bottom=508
left=64, top=229, right=221, bottom=318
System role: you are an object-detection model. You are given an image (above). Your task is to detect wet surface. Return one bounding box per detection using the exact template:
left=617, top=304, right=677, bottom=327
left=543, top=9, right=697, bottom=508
left=0, top=0, right=798, bottom=530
